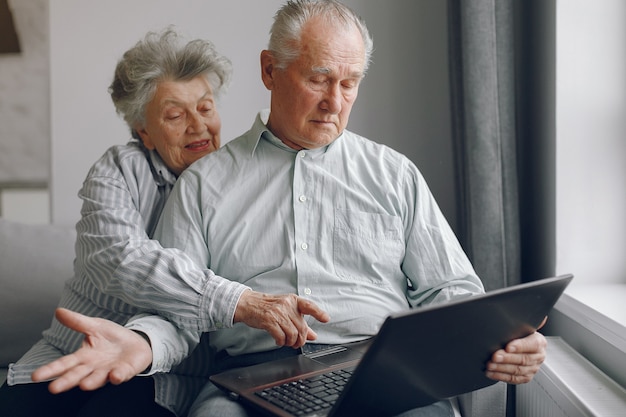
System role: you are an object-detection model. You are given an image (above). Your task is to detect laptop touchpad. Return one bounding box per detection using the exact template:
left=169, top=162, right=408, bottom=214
left=309, top=346, right=364, bottom=366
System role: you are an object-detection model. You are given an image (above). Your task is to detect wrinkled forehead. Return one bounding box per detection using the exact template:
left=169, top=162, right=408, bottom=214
left=299, top=19, right=366, bottom=75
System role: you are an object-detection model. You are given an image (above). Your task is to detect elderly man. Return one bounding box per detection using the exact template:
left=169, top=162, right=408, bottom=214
left=33, top=1, right=547, bottom=416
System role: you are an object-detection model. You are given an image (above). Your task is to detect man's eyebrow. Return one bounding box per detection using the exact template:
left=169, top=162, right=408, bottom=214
left=311, top=66, right=364, bottom=79
left=311, top=66, right=331, bottom=74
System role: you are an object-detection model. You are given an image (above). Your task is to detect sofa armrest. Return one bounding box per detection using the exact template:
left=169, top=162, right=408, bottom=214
left=0, top=218, right=76, bottom=368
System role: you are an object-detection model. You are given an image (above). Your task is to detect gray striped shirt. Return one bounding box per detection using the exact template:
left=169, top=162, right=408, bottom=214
left=8, top=140, right=247, bottom=416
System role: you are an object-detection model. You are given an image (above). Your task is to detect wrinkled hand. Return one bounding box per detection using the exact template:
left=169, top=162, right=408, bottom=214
left=31, top=308, right=153, bottom=394
left=234, top=290, right=330, bottom=349
left=485, top=317, right=548, bottom=384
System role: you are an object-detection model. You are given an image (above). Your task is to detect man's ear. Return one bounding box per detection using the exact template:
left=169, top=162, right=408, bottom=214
left=260, top=50, right=275, bottom=90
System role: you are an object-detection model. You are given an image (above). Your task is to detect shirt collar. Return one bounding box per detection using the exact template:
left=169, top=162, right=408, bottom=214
left=247, top=109, right=343, bottom=159
left=139, top=140, right=177, bottom=186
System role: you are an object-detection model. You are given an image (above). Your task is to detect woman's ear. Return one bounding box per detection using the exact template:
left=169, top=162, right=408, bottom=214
left=260, top=50, right=275, bottom=90
left=136, top=125, right=155, bottom=150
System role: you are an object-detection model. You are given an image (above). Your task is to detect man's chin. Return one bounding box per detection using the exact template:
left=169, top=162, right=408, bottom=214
left=308, top=131, right=341, bottom=148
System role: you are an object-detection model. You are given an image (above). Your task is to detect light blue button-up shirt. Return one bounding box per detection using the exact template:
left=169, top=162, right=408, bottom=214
left=144, top=110, right=484, bottom=364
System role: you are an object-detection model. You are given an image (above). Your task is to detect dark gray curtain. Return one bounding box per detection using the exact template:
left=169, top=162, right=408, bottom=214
left=448, top=3, right=556, bottom=415
left=448, top=0, right=520, bottom=291
left=447, top=0, right=556, bottom=293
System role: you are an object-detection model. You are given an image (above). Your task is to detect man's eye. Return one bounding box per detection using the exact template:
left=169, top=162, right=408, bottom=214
left=341, top=79, right=360, bottom=90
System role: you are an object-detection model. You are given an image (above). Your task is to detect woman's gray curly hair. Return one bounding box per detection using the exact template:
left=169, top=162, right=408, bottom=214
left=109, top=28, right=232, bottom=139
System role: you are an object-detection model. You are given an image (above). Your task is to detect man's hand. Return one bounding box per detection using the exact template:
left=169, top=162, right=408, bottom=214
left=234, top=290, right=330, bottom=349
left=485, top=317, right=548, bottom=384
left=31, top=308, right=153, bottom=394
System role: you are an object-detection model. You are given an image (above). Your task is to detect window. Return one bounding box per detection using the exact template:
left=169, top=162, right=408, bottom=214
left=552, top=0, right=626, bottom=386
left=555, top=0, right=626, bottom=322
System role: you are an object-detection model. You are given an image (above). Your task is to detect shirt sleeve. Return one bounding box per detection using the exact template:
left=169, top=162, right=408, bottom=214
left=125, top=314, right=201, bottom=374
left=400, top=161, right=485, bottom=307
left=75, top=149, right=248, bottom=332
left=154, top=161, right=254, bottom=325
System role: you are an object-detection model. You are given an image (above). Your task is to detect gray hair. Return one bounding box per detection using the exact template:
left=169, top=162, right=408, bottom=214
left=268, top=0, right=374, bottom=73
left=109, top=28, right=232, bottom=139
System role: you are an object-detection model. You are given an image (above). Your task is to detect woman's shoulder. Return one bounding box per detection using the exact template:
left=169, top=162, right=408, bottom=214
left=85, top=140, right=150, bottom=178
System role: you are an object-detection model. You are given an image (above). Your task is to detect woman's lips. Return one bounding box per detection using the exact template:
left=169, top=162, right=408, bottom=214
left=185, top=139, right=212, bottom=151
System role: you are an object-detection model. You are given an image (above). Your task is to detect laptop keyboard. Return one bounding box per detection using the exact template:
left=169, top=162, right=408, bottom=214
left=254, top=367, right=355, bottom=416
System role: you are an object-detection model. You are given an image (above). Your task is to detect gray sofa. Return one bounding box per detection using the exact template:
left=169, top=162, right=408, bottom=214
left=0, top=217, right=506, bottom=416
left=0, top=218, right=75, bottom=385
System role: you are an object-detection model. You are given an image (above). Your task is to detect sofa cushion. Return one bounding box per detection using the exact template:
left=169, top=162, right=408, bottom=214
left=0, top=218, right=75, bottom=367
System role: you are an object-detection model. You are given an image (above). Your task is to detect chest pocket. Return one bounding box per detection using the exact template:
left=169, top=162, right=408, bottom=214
left=333, top=209, right=404, bottom=286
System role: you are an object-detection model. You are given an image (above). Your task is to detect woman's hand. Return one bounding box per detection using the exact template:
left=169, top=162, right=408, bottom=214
left=31, top=308, right=153, bottom=393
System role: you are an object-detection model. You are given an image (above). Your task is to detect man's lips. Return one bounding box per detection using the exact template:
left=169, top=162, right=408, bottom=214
left=185, top=139, right=212, bottom=151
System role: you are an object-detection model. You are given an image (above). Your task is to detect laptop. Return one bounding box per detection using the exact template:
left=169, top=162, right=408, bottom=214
left=210, top=274, right=573, bottom=417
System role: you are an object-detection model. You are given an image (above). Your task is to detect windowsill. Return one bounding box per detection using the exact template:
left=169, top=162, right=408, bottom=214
left=543, top=285, right=626, bottom=388
left=564, top=283, right=626, bottom=328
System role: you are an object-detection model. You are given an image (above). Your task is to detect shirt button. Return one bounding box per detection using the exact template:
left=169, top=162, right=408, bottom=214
left=298, top=151, right=306, bottom=158
left=301, top=242, right=308, bottom=250
left=304, top=287, right=312, bottom=295
left=299, top=195, right=307, bottom=202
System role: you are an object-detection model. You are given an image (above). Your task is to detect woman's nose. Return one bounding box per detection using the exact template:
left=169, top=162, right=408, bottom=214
left=187, top=112, right=205, bottom=133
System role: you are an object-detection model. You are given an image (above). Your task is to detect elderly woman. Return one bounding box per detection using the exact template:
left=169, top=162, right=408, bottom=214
left=0, top=28, right=234, bottom=417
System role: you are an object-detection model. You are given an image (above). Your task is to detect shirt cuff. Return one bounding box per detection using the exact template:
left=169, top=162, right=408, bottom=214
left=126, top=313, right=201, bottom=374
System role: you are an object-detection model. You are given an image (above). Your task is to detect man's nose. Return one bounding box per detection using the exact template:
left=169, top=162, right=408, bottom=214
left=321, top=84, right=342, bottom=113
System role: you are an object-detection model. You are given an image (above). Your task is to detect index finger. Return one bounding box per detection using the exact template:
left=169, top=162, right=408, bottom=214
left=55, top=308, right=98, bottom=335
left=296, top=298, right=330, bottom=323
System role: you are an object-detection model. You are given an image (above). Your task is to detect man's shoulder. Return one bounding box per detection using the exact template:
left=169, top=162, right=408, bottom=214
left=341, top=130, right=411, bottom=165
left=193, top=130, right=258, bottom=167
left=182, top=133, right=258, bottom=191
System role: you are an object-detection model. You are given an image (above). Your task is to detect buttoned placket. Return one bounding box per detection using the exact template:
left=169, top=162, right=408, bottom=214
left=293, top=149, right=313, bottom=298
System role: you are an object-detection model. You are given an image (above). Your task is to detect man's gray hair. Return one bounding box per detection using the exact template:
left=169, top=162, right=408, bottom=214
left=109, top=27, right=232, bottom=139
left=268, top=0, right=374, bottom=73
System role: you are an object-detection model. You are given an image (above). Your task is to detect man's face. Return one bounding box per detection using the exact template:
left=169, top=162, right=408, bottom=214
left=137, top=76, right=221, bottom=176
left=262, top=18, right=365, bottom=150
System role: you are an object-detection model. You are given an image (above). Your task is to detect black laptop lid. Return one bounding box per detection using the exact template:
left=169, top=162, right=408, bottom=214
left=210, top=274, right=573, bottom=417
left=329, top=274, right=573, bottom=416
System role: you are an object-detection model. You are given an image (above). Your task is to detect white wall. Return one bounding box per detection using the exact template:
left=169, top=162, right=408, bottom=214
left=49, top=0, right=456, bottom=229
left=0, top=0, right=49, bottom=184
left=556, top=0, right=626, bottom=284
left=49, top=0, right=281, bottom=226
left=20, top=0, right=626, bottom=287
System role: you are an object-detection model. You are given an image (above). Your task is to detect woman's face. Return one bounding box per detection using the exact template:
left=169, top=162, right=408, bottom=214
left=137, top=76, right=221, bottom=176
